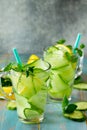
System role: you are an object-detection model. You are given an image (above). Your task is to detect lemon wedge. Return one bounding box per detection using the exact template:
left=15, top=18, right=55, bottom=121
left=0, top=87, right=15, bottom=100
left=55, top=44, right=72, bottom=54
left=27, top=54, right=39, bottom=64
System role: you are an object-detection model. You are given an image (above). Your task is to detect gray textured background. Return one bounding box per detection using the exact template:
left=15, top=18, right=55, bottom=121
left=0, top=0, right=87, bottom=60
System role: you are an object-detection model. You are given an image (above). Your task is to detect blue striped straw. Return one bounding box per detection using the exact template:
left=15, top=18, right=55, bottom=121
left=73, top=33, right=81, bottom=54
left=12, top=48, right=22, bottom=66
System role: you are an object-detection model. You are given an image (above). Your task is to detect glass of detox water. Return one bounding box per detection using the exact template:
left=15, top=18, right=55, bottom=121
left=44, top=43, right=78, bottom=101
left=8, top=59, right=50, bottom=124
left=0, top=53, right=14, bottom=100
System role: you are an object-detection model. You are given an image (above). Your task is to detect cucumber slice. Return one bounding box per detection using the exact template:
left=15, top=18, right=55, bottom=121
left=6, top=100, right=16, bottom=110
left=50, top=73, right=69, bottom=91
left=64, top=110, right=86, bottom=122
left=74, top=102, right=87, bottom=111
left=24, top=108, right=40, bottom=119
left=52, top=63, right=75, bottom=83
left=48, top=73, right=72, bottom=98
left=44, top=49, right=69, bottom=68
left=11, top=71, right=39, bottom=99
left=73, top=83, right=87, bottom=90
left=15, top=93, right=31, bottom=118
left=34, top=68, right=50, bottom=82
left=29, top=89, right=47, bottom=111
left=17, top=75, right=35, bottom=99
left=32, top=76, right=43, bottom=92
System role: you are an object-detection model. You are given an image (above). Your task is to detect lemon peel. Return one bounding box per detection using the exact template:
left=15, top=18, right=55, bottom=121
left=27, top=54, right=39, bottom=64
left=55, top=44, right=76, bottom=69
left=55, top=44, right=72, bottom=54
left=0, top=87, right=15, bottom=100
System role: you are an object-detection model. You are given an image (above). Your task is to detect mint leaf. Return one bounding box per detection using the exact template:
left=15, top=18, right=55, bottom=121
left=56, top=39, right=66, bottom=44
left=3, top=63, right=13, bottom=71
left=65, top=52, right=71, bottom=61
left=76, top=48, right=83, bottom=56
left=62, top=96, right=77, bottom=114
left=3, top=62, right=35, bottom=78
left=64, top=104, right=77, bottom=114
left=62, top=96, right=69, bottom=113
left=74, top=43, right=85, bottom=57
left=71, top=54, right=78, bottom=63
left=80, top=44, right=85, bottom=49
left=74, top=76, right=83, bottom=84
left=65, top=52, right=78, bottom=63
left=1, top=77, right=12, bottom=86
left=25, top=66, right=34, bottom=77
left=66, top=45, right=72, bottom=50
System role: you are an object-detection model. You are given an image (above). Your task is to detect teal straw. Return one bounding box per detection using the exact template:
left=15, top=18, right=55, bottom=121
left=73, top=33, right=81, bottom=54
left=13, top=48, right=22, bottom=66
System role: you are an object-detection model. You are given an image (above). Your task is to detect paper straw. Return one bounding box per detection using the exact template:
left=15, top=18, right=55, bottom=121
left=73, top=33, right=81, bottom=54
left=12, top=48, right=22, bottom=66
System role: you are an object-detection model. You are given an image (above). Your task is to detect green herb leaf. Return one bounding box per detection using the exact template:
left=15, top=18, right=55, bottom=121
left=62, top=96, right=69, bottom=113
left=66, top=45, right=72, bottom=50
left=3, top=63, right=13, bottom=71
left=74, top=43, right=85, bottom=57
left=64, top=104, right=77, bottom=114
left=80, top=44, right=85, bottom=49
left=1, top=77, right=12, bottom=86
left=76, top=48, right=83, bottom=56
left=65, top=52, right=72, bottom=61
left=56, top=39, right=66, bottom=44
left=26, top=70, right=29, bottom=77
left=71, top=54, right=78, bottom=63
left=3, top=62, right=35, bottom=78
left=65, top=52, right=78, bottom=63
left=74, top=76, right=83, bottom=84
left=62, top=96, right=77, bottom=114
left=25, top=66, right=34, bottom=77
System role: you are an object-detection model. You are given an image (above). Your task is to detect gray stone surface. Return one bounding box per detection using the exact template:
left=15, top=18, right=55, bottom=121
left=0, top=0, right=87, bottom=59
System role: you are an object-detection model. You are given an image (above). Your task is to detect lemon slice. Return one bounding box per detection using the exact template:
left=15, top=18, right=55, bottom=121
left=55, top=44, right=77, bottom=69
left=0, top=87, right=15, bottom=100
left=3, top=87, right=12, bottom=94
left=55, top=44, right=72, bottom=54
left=27, top=54, right=39, bottom=64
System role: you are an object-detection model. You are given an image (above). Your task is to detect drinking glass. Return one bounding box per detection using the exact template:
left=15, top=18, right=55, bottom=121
left=44, top=44, right=77, bottom=101
left=0, top=53, right=14, bottom=99
left=9, top=59, right=50, bottom=124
